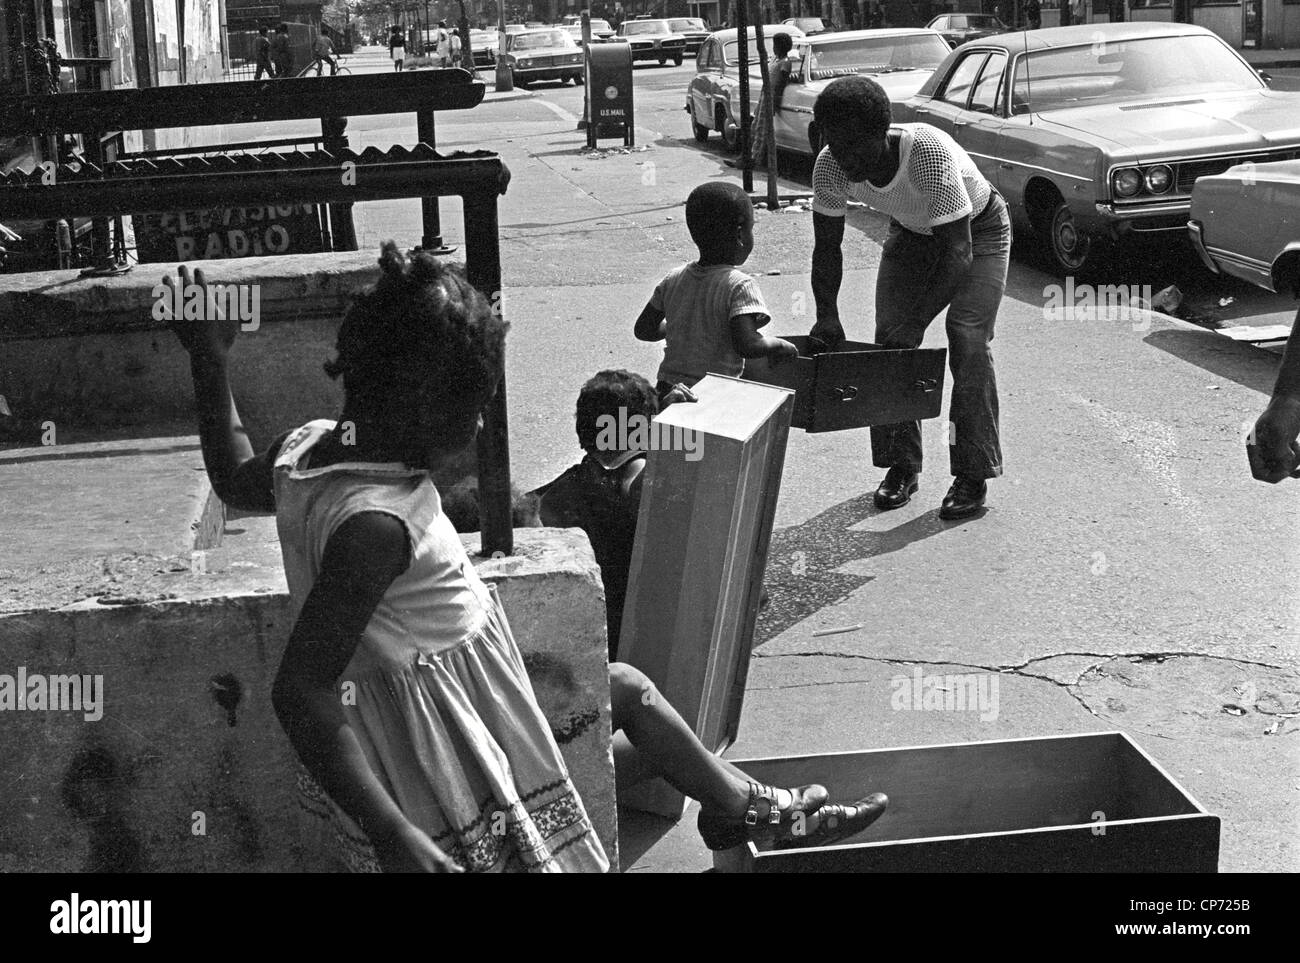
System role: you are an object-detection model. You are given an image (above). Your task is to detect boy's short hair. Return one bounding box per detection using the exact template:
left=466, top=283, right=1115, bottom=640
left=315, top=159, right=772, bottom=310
left=773, top=32, right=794, bottom=56
left=576, top=370, right=659, bottom=451
left=814, top=75, right=892, bottom=139
left=685, top=181, right=751, bottom=255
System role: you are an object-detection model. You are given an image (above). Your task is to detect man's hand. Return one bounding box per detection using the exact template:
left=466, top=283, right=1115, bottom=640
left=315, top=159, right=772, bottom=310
left=807, top=319, right=845, bottom=352
left=164, top=265, right=239, bottom=363
left=769, top=337, right=799, bottom=365
left=1248, top=396, right=1300, bottom=483
left=374, top=821, right=464, bottom=874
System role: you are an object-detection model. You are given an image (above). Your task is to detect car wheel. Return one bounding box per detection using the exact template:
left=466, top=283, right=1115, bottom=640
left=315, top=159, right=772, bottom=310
left=1042, top=199, right=1107, bottom=277
left=673, top=52, right=683, bottom=66
left=692, top=116, right=710, bottom=143
left=658, top=56, right=666, bottom=66
left=718, top=106, right=739, bottom=152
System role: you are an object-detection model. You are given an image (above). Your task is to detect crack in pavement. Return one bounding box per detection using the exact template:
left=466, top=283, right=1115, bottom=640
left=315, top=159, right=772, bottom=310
left=752, top=648, right=1295, bottom=721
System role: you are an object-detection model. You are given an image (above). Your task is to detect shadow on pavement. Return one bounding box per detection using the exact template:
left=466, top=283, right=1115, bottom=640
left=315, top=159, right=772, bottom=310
left=1143, top=327, right=1281, bottom=395
left=756, top=490, right=956, bottom=648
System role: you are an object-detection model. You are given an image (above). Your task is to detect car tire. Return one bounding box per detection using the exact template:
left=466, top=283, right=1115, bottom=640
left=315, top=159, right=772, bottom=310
left=658, top=56, right=666, bottom=66
left=1041, top=198, right=1108, bottom=278
left=574, top=72, right=584, bottom=85
left=673, top=52, right=683, bottom=66
left=692, top=116, right=710, bottom=143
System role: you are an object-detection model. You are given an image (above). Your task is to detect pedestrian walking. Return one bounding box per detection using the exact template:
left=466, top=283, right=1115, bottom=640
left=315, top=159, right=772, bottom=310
left=254, top=25, right=275, bottom=79
left=449, top=25, right=464, bottom=68
left=270, top=23, right=293, bottom=79
left=809, top=76, right=1011, bottom=520
left=389, top=24, right=406, bottom=71
left=311, top=31, right=338, bottom=76
left=435, top=20, right=452, bottom=67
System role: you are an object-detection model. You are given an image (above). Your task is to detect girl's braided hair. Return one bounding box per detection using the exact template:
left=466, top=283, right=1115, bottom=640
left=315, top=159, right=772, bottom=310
left=325, top=242, right=507, bottom=454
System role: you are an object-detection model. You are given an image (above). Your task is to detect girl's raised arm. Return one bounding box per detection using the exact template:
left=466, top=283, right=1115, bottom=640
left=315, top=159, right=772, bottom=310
left=166, top=265, right=283, bottom=513
left=271, top=511, right=462, bottom=873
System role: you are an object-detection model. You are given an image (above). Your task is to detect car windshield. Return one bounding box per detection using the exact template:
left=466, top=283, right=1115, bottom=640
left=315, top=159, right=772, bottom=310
left=724, top=32, right=801, bottom=64
left=788, top=19, right=825, bottom=31
left=511, top=30, right=574, bottom=50
left=590, top=19, right=612, bottom=30
left=1010, top=35, right=1263, bottom=114
left=669, top=19, right=706, bottom=31
left=623, top=21, right=666, bottom=34
left=802, top=34, right=950, bottom=79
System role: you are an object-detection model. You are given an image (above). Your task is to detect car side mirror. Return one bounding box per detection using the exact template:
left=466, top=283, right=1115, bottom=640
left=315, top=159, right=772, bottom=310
left=1259, top=69, right=1273, bottom=86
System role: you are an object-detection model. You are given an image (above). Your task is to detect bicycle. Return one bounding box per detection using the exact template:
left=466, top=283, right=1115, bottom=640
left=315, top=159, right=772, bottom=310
left=298, top=54, right=353, bottom=77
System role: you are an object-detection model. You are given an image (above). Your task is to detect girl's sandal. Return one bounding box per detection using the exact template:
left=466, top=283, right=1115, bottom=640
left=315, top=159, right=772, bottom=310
left=771, top=791, right=889, bottom=850
left=697, top=782, right=829, bottom=852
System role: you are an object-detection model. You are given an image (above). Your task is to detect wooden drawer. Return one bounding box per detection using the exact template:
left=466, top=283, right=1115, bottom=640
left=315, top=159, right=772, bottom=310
left=715, top=732, right=1220, bottom=873
left=741, top=336, right=946, bottom=433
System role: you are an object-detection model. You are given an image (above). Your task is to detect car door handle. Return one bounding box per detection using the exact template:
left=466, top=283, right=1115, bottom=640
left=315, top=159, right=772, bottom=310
left=999, top=162, right=1013, bottom=170
left=913, top=106, right=930, bottom=114
left=954, top=119, right=969, bottom=127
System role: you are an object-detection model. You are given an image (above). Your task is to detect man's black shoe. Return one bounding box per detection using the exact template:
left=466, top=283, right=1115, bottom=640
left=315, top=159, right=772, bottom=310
left=873, top=468, right=919, bottom=510
left=939, top=476, right=987, bottom=520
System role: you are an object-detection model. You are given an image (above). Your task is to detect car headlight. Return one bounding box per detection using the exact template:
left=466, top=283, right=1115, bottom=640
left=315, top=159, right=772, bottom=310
left=1144, top=165, right=1172, bottom=194
left=1112, top=168, right=1142, bottom=198
left=517, top=58, right=531, bottom=67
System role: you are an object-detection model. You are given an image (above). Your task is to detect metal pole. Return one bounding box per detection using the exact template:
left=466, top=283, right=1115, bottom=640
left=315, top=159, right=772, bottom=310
left=580, top=10, right=592, bottom=135
left=736, top=0, right=752, bottom=193
left=464, top=188, right=513, bottom=556
left=417, top=109, right=448, bottom=251
left=495, top=0, right=513, bottom=89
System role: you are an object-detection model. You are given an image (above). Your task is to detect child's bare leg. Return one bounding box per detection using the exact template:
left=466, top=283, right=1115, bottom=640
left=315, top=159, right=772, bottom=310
left=609, top=662, right=751, bottom=817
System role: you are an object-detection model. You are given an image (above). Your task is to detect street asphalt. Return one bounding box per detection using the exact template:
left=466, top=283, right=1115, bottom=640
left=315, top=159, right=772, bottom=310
left=216, top=47, right=1298, bottom=871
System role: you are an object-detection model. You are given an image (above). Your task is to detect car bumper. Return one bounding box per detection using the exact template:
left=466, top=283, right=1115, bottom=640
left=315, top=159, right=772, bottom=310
left=627, top=42, right=685, bottom=60
left=1186, top=220, right=1220, bottom=274
left=1092, top=199, right=1190, bottom=237
left=512, top=63, right=583, bottom=79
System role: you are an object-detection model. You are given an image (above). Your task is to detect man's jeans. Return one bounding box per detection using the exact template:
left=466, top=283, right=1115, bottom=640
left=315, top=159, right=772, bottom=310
left=869, top=191, right=1011, bottom=480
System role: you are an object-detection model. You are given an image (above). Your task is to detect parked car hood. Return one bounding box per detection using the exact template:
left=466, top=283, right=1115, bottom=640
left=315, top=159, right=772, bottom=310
left=761, top=66, right=933, bottom=101
left=1035, top=92, right=1300, bottom=160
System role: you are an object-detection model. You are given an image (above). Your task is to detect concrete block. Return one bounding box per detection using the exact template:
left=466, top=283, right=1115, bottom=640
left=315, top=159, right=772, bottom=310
left=0, top=525, right=618, bottom=872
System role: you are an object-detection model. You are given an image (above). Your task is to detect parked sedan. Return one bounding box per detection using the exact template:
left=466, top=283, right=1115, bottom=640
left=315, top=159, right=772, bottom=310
left=668, top=17, right=712, bottom=56
left=783, top=17, right=836, bottom=36
left=469, top=28, right=499, bottom=66
left=1189, top=159, right=1300, bottom=296
left=927, top=14, right=1008, bottom=48
left=894, top=22, right=1300, bottom=275
left=614, top=18, right=687, bottom=65
left=501, top=29, right=585, bottom=87
left=685, top=25, right=804, bottom=150
left=775, top=29, right=951, bottom=156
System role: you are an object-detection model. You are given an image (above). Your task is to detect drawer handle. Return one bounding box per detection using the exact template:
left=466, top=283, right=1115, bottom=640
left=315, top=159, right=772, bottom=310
left=831, top=385, right=859, bottom=402
left=914, top=378, right=938, bottom=393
